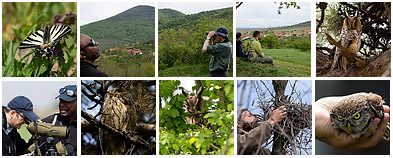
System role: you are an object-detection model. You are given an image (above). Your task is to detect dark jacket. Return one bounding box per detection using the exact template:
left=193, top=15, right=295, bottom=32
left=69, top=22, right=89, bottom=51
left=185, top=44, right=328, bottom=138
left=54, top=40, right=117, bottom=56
left=2, top=108, right=30, bottom=156
left=30, top=114, right=77, bottom=156
left=206, top=41, right=232, bottom=72
left=80, top=61, right=108, bottom=77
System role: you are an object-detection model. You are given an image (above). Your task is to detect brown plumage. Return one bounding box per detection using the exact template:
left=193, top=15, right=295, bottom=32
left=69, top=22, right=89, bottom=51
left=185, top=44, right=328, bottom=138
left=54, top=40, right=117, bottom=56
left=182, top=87, right=207, bottom=125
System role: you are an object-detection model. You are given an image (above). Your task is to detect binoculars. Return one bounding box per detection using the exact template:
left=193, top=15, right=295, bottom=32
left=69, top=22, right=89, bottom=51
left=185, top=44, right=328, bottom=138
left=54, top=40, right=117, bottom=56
left=27, top=121, right=69, bottom=138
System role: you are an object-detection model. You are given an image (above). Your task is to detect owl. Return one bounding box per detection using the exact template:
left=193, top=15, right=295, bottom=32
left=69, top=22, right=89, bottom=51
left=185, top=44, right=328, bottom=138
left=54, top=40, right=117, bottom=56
left=182, top=87, right=207, bottom=125
left=329, top=10, right=362, bottom=72
left=330, top=93, right=389, bottom=140
left=99, top=87, right=137, bottom=155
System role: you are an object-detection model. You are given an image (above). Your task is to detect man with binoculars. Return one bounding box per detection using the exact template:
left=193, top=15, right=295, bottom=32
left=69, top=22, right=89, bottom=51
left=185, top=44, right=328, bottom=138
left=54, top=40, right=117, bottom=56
left=202, top=26, right=232, bottom=77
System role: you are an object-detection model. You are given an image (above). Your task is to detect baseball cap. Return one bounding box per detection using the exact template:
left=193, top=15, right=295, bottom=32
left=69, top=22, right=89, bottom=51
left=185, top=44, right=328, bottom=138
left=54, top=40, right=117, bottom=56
left=7, top=96, right=39, bottom=121
left=216, top=27, right=228, bottom=37
left=56, top=85, right=77, bottom=102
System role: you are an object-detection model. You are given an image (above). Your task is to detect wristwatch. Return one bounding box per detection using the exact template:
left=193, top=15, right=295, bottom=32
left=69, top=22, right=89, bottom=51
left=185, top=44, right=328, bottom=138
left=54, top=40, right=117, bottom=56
left=206, top=38, right=211, bottom=40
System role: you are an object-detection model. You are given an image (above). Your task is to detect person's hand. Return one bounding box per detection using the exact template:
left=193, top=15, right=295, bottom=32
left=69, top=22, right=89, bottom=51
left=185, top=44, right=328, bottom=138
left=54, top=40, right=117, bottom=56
left=315, top=92, right=390, bottom=149
left=207, top=31, right=216, bottom=39
left=267, top=106, right=286, bottom=126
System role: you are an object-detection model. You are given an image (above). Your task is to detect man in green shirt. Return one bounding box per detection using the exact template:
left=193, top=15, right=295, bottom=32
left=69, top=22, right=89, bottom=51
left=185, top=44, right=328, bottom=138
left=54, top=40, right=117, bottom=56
left=202, top=27, right=232, bottom=77
left=243, top=31, right=274, bottom=65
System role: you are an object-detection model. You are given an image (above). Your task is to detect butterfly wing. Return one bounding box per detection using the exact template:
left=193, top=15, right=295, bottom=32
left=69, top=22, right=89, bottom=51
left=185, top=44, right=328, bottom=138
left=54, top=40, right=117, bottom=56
left=19, top=29, right=45, bottom=49
left=49, top=25, right=71, bottom=46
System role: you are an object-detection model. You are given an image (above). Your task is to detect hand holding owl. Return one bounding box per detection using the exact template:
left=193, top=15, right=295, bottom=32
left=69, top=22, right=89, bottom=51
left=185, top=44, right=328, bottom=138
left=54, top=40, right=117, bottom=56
left=315, top=92, right=390, bottom=149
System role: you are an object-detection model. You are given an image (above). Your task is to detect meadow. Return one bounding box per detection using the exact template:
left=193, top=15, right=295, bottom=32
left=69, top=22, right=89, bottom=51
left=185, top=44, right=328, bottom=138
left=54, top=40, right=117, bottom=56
left=236, top=48, right=311, bottom=77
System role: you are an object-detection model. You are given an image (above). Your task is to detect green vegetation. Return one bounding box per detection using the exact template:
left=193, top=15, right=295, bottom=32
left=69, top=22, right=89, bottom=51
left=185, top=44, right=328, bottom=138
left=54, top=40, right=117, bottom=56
left=259, top=35, right=311, bottom=51
left=158, top=7, right=233, bottom=77
left=97, top=40, right=155, bottom=77
left=2, top=2, right=77, bottom=77
left=158, top=8, right=185, bottom=25
left=159, top=80, right=234, bottom=155
left=81, top=5, right=155, bottom=50
left=237, top=48, right=310, bottom=77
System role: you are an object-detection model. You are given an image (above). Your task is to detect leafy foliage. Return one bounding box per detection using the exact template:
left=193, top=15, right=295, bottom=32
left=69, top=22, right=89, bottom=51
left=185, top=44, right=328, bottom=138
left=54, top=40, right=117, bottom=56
left=81, top=5, right=155, bottom=50
left=158, top=8, right=233, bottom=76
left=159, top=80, right=234, bottom=155
left=2, top=2, right=77, bottom=77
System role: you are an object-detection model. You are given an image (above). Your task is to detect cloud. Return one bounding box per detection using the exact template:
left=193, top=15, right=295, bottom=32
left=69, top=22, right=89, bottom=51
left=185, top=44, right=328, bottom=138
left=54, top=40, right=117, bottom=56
left=237, top=2, right=311, bottom=28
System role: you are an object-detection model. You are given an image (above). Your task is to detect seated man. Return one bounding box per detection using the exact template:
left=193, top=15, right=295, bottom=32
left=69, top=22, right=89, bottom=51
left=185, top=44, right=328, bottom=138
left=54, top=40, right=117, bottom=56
left=242, top=31, right=274, bottom=65
left=237, top=106, right=286, bottom=155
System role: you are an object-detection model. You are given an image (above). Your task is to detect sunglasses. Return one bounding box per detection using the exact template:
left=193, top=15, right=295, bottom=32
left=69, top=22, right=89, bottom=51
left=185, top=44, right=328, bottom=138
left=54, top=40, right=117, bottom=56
left=59, top=88, right=76, bottom=97
left=81, top=38, right=98, bottom=51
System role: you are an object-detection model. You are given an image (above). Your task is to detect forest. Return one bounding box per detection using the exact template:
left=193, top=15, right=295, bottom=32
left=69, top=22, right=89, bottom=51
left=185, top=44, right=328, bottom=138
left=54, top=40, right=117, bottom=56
left=158, top=7, right=233, bottom=77
left=316, top=2, right=391, bottom=77
left=81, top=5, right=155, bottom=51
left=159, top=80, right=234, bottom=155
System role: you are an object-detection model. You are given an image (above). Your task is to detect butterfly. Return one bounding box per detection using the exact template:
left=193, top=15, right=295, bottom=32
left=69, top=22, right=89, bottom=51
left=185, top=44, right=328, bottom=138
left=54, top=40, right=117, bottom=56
left=19, top=25, right=72, bottom=57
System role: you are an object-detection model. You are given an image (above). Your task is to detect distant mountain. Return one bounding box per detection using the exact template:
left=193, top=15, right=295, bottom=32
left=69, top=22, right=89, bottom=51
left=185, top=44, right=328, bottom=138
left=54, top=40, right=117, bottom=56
left=159, top=7, right=233, bottom=31
left=81, top=5, right=155, bottom=50
left=158, top=8, right=185, bottom=25
left=238, top=20, right=311, bottom=31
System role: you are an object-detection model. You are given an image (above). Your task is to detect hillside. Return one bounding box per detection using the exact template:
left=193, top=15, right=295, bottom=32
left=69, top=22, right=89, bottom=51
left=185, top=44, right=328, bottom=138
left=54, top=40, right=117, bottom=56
left=81, top=5, right=155, bottom=50
left=238, top=20, right=311, bottom=32
left=159, top=7, right=233, bottom=31
left=158, top=8, right=185, bottom=25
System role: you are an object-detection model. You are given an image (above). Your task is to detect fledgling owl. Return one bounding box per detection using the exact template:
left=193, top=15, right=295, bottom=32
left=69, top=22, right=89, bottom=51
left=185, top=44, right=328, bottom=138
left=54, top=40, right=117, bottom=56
left=330, top=93, right=389, bottom=140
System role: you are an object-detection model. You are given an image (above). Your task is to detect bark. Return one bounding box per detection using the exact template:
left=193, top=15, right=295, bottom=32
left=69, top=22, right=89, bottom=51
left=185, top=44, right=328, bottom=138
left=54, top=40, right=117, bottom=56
left=272, top=80, right=288, bottom=155
left=317, top=49, right=391, bottom=77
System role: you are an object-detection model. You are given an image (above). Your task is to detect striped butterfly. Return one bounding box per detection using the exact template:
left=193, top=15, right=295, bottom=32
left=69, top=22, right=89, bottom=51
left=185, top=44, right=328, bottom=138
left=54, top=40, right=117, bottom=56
left=19, top=25, right=72, bottom=57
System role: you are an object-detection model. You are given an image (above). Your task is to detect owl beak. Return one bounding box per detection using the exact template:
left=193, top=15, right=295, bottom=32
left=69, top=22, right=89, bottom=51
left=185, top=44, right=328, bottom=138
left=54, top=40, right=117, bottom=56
left=347, top=123, right=352, bottom=133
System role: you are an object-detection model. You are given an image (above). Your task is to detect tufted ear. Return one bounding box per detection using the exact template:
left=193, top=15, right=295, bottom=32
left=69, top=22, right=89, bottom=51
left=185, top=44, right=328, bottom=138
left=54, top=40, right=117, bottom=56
left=196, top=87, right=204, bottom=98
left=182, top=88, right=189, bottom=97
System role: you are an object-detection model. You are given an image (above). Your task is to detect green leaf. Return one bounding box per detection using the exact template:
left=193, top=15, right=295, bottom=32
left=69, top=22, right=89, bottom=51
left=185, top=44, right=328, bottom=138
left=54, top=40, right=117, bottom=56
left=195, top=141, right=201, bottom=149
left=172, top=144, right=179, bottom=152
left=190, top=137, right=197, bottom=144
left=169, top=108, right=179, bottom=118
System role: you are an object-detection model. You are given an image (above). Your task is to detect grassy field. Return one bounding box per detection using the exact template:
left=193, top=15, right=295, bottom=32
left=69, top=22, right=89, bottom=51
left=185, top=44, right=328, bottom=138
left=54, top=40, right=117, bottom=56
left=159, top=63, right=233, bottom=77
left=236, top=48, right=310, bottom=77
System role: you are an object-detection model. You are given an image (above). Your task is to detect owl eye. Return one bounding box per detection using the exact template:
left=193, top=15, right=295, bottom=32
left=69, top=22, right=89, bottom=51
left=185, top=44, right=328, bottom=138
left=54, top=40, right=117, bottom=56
left=353, top=113, right=361, bottom=120
left=337, top=116, right=344, bottom=121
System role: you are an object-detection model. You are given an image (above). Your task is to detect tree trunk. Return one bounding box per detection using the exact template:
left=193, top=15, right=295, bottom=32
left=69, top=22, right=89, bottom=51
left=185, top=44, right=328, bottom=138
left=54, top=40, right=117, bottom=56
left=219, top=80, right=225, bottom=106
left=272, top=80, right=288, bottom=155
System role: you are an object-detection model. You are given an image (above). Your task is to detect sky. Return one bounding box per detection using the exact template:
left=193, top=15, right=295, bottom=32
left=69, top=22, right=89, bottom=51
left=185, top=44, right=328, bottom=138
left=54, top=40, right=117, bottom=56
left=159, top=2, right=232, bottom=15
left=237, top=80, right=312, bottom=115
left=3, top=81, right=77, bottom=118
left=237, top=2, right=311, bottom=28
left=80, top=2, right=155, bottom=26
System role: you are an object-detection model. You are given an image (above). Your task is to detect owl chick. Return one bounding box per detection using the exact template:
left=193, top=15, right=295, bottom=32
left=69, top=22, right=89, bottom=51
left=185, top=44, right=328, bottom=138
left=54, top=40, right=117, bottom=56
left=330, top=93, right=389, bottom=139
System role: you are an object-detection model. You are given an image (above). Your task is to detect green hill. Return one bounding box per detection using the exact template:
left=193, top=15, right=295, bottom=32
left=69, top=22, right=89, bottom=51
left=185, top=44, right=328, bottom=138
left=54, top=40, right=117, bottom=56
left=81, top=5, right=155, bottom=50
left=159, top=7, right=233, bottom=31
left=158, top=8, right=185, bottom=26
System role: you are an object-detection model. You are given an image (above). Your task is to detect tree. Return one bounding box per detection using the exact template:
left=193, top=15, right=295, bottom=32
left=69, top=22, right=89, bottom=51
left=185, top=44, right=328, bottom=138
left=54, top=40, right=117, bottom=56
left=81, top=80, right=156, bottom=155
